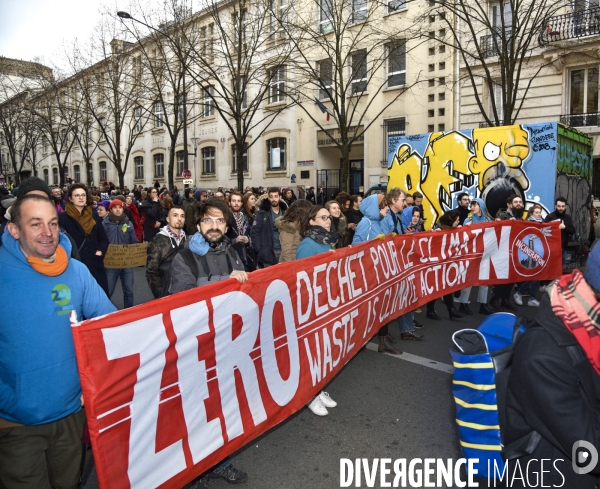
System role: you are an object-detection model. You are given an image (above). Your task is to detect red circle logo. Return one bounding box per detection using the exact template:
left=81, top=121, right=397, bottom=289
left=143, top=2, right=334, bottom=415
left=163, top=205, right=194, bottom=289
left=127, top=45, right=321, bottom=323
left=511, top=227, right=551, bottom=278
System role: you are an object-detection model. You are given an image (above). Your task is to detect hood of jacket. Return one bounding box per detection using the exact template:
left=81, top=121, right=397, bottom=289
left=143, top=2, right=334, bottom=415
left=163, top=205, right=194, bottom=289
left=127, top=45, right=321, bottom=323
left=470, top=197, right=490, bottom=223
left=401, top=206, right=420, bottom=230
left=359, top=194, right=382, bottom=221
left=259, top=197, right=288, bottom=213
left=275, top=216, right=298, bottom=234
left=1, top=225, right=73, bottom=267
left=157, top=225, right=187, bottom=248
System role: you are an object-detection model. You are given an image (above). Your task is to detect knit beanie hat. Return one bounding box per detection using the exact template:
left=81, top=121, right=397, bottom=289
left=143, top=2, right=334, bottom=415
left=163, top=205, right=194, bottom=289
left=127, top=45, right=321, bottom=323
left=109, top=199, right=125, bottom=211
left=17, top=177, right=52, bottom=199
left=98, top=200, right=111, bottom=210
left=585, top=244, right=600, bottom=292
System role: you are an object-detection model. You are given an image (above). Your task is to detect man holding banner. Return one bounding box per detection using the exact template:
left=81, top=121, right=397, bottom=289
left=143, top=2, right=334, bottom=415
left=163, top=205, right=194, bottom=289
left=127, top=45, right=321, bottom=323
left=0, top=195, right=116, bottom=489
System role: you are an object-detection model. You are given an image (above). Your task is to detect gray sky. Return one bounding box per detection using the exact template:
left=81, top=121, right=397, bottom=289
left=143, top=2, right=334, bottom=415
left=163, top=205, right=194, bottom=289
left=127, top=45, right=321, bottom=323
left=0, top=0, right=105, bottom=66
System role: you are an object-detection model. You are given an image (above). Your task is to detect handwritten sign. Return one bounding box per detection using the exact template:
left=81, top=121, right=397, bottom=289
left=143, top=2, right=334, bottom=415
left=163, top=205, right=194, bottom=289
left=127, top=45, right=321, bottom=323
left=104, top=243, right=148, bottom=269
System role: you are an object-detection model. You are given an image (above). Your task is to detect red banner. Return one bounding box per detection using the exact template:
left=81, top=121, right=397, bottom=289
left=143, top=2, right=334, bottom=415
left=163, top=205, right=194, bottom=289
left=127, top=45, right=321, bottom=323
left=72, top=221, right=562, bottom=489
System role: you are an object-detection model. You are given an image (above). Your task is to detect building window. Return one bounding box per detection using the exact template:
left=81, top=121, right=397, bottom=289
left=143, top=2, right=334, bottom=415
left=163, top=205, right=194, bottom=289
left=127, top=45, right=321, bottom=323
left=383, top=118, right=406, bottom=163
left=351, top=50, right=367, bottom=94
left=387, top=41, right=406, bottom=87
left=439, top=45, right=445, bottom=54
left=489, top=78, right=504, bottom=123
left=267, top=138, right=286, bottom=170
left=154, top=101, right=164, bottom=128
left=429, top=47, right=435, bottom=56
left=438, top=28, right=446, bottom=38
left=52, top=168, right=58, bottom=185
left=200, top=23, right=214, bottom=58
left=438, top=123, right=445, bottom=131
left=388, top=0, right=407, bottom=13
left=178, top=93, right=186, bottom=122
left=320, top=0, right=333, bottom=33
left=428, top=124, right=434, bottom=132
left=74, top=165, right=80, bottom=182
left=176, top=150, right=186, bottom=175
left=43, top=168, right=49, bottom=184
left=134, top=106, right=143, bottom=132
left=43, top=137, right=48, bottom=153
left=270, top=0, right=288, bottom=34
left=154, top=154, right=165, bottom=178
left=233, top=9, right=247, bottom=47
left=202, top=146, right=216, bottom=174
left=428, top=109, right=434, bottom=117
left=428, top=78, right=435, bottom=87
left=439, top=62, right=445, bottom=70
left=232, top=144, right=249, bottom=173
left=202, top=86, right=215, bottom=117
left=318, top=59, right=333, bottom=100
left=99, top=161, right=107, bottom=181
left=87, top=163, right=93, bottom=184
left=269, top=66, right=286, bottom=104
left=569, top=67, right=599, bottom=116
left=439, top=92, right=446, bottom=101
left=439, top=77, right=446, bottom=85
left=98, top=117, right=106, bottom=139
left=428, top=94, right=435, bottom=102
left=135, top=156, right=144, bottom=180
left=428, top=63, right=435, bottom=72
left=353, top=0, right=367, bottom=22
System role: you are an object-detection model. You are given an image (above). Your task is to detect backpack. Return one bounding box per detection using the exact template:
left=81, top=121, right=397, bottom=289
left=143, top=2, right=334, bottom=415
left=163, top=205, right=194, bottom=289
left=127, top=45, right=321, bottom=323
left=174, top=247, right=238, bottom=286
left=450, top=313, right=585, bottom=481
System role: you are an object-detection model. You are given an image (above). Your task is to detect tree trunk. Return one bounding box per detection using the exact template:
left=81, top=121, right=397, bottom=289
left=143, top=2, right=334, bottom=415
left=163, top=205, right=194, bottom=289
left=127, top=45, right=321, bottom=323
left=168, top=145, right=176, bottom=189
left=339, top=144, right=351, bottom=193
left=236, top=143, right=245, bottom=191
left=118, top=169, right=125, bottom=191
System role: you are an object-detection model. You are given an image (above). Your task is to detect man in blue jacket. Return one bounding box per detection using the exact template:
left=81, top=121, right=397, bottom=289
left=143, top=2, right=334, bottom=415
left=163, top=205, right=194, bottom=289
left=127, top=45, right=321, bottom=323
left=0, top=194, right=116, bottom=489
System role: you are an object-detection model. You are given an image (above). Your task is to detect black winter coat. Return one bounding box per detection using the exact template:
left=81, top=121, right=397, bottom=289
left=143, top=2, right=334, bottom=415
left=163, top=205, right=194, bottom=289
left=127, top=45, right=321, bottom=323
left=249, top=199, right=287, bottom=266
left=544, top=210, right=576, bottom=250
left=505, top=293, right=600, bottom=488
left=226, top=212, right=249, bottom=267
left=58, top=210, right=109, bottom=294
left=140, top=197, right=165, bottom=242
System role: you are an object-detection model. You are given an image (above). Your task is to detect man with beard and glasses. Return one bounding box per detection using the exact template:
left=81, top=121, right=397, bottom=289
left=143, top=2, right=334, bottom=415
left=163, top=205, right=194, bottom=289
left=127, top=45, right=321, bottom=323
left=544, top=196, right=575, bottom=261
left=250, top=186, right=288, bottom=268
left=168, top=198, right=248, bottom=488
left=490, top=194, right=524, bottom=312
left=226, top=191, right=250, bottom=269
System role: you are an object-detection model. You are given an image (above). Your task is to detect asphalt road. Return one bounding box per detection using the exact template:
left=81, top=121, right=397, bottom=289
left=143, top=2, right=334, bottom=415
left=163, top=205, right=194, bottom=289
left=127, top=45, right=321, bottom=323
left=82, top=267, right=542, bottom=489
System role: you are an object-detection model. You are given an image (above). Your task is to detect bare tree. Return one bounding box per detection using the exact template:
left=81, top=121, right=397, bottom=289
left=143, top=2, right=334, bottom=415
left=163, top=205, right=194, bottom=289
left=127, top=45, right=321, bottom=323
left=424, top=0, right=568, bottom=126
left=118, top=4, right=201, bottom=189
left=153, top=0, right=296, bottom=190
left=68, top=16, right=147, bottom=190
left=28, top=73, right=79, bottom=188
left=282, top=0, right=419, bottom=192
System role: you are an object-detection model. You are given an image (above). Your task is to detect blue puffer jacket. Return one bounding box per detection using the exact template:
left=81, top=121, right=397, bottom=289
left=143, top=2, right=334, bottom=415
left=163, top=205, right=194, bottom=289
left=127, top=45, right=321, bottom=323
left=401, top=206, right=422, bottom=233
left=352, top=195, right=383, bottom=244
left=0, top=229, right=115, bottom=425
left=296, top=236, right=332, bottom=259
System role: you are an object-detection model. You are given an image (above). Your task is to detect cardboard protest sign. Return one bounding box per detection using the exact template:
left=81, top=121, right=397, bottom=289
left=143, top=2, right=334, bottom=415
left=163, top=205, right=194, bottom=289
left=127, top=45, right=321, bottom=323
left=71, top=221, right=562, bottom=489
left=104, top=243, right=148, bottom=269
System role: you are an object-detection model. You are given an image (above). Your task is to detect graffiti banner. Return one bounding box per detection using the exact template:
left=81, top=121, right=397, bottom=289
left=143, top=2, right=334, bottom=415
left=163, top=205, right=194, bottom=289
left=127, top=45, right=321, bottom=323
left=72, top=221, right=562, bottom=489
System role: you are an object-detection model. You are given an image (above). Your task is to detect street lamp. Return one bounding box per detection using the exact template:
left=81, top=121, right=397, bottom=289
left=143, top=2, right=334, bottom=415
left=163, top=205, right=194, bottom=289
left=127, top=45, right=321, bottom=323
left=118, top=10, right=195, bottom=186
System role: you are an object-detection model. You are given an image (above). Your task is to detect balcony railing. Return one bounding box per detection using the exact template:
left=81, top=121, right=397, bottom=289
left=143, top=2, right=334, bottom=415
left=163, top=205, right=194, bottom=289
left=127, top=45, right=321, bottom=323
left=480, top=31, right=512, bottom=59
left=539, top=6, right=600, bottom=45
left=560, top=112, right=600, bottom=127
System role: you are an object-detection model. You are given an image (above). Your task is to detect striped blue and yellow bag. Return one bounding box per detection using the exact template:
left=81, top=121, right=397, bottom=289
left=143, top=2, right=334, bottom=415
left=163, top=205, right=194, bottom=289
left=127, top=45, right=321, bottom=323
left=450, top=312, right=525, bottom=480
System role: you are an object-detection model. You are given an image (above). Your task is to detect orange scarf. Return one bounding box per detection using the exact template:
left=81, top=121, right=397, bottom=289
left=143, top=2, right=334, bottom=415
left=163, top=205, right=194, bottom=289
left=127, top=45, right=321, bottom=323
left=27, top=245, right=69, bottom=276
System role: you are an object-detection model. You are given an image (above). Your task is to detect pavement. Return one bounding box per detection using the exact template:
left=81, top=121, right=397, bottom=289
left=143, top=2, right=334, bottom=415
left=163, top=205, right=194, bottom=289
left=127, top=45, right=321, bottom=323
left=81, top=267, right=542, bottom=489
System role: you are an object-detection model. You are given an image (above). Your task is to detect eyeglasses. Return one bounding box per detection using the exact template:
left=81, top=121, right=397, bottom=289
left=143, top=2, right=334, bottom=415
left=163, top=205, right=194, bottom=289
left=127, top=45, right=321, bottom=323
left=200, top=218, right=227, bottom=225
left=316, top=215, right=332, bottom=221
left=72, top=193, right=87, bottom=198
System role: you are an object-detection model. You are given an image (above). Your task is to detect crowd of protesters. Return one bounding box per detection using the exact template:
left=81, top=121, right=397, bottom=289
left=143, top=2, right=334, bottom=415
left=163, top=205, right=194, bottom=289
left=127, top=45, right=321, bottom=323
left=0, top=175, right=597, bottom=489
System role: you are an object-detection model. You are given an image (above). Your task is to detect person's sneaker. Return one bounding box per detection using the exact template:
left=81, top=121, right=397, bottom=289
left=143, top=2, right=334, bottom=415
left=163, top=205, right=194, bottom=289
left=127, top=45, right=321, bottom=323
left=308, top=397, right=328, bottom=416
left=401, top=331, right=425, bottom=341
left=513, top=292, right=523, bottom=306
left=414, top=319, right=424, bottom=329
left=539, top=285, right=548, bottom=293
left=527, top=298, right=540, bottom=307
left=385, top=333, right=396, bottom=343
left=188, top=475, right=209, bottom=489
left=210, top=464, right=248, bottom=484
left=319, top=391, right=337, bottom=408
left=458, top=303, right=473, bottom=316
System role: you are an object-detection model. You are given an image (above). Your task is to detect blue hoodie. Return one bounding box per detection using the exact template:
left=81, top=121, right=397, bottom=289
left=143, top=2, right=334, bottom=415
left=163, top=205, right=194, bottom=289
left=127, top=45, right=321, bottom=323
left=400, top=206, right=421, bottom=233
left=463, top=197, right=490, bottom=225
left=0, top=228, right=116, bottom=425
left=352, top=194, right=383, bottom=244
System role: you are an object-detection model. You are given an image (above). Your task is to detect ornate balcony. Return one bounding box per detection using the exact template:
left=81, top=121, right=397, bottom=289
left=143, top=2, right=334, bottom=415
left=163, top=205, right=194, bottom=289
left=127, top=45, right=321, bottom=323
left=480, top=31, right=512, bottom=59
left=539, top=6, right=600, bottom=45
left=560, top=112, right=600, bottom=127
